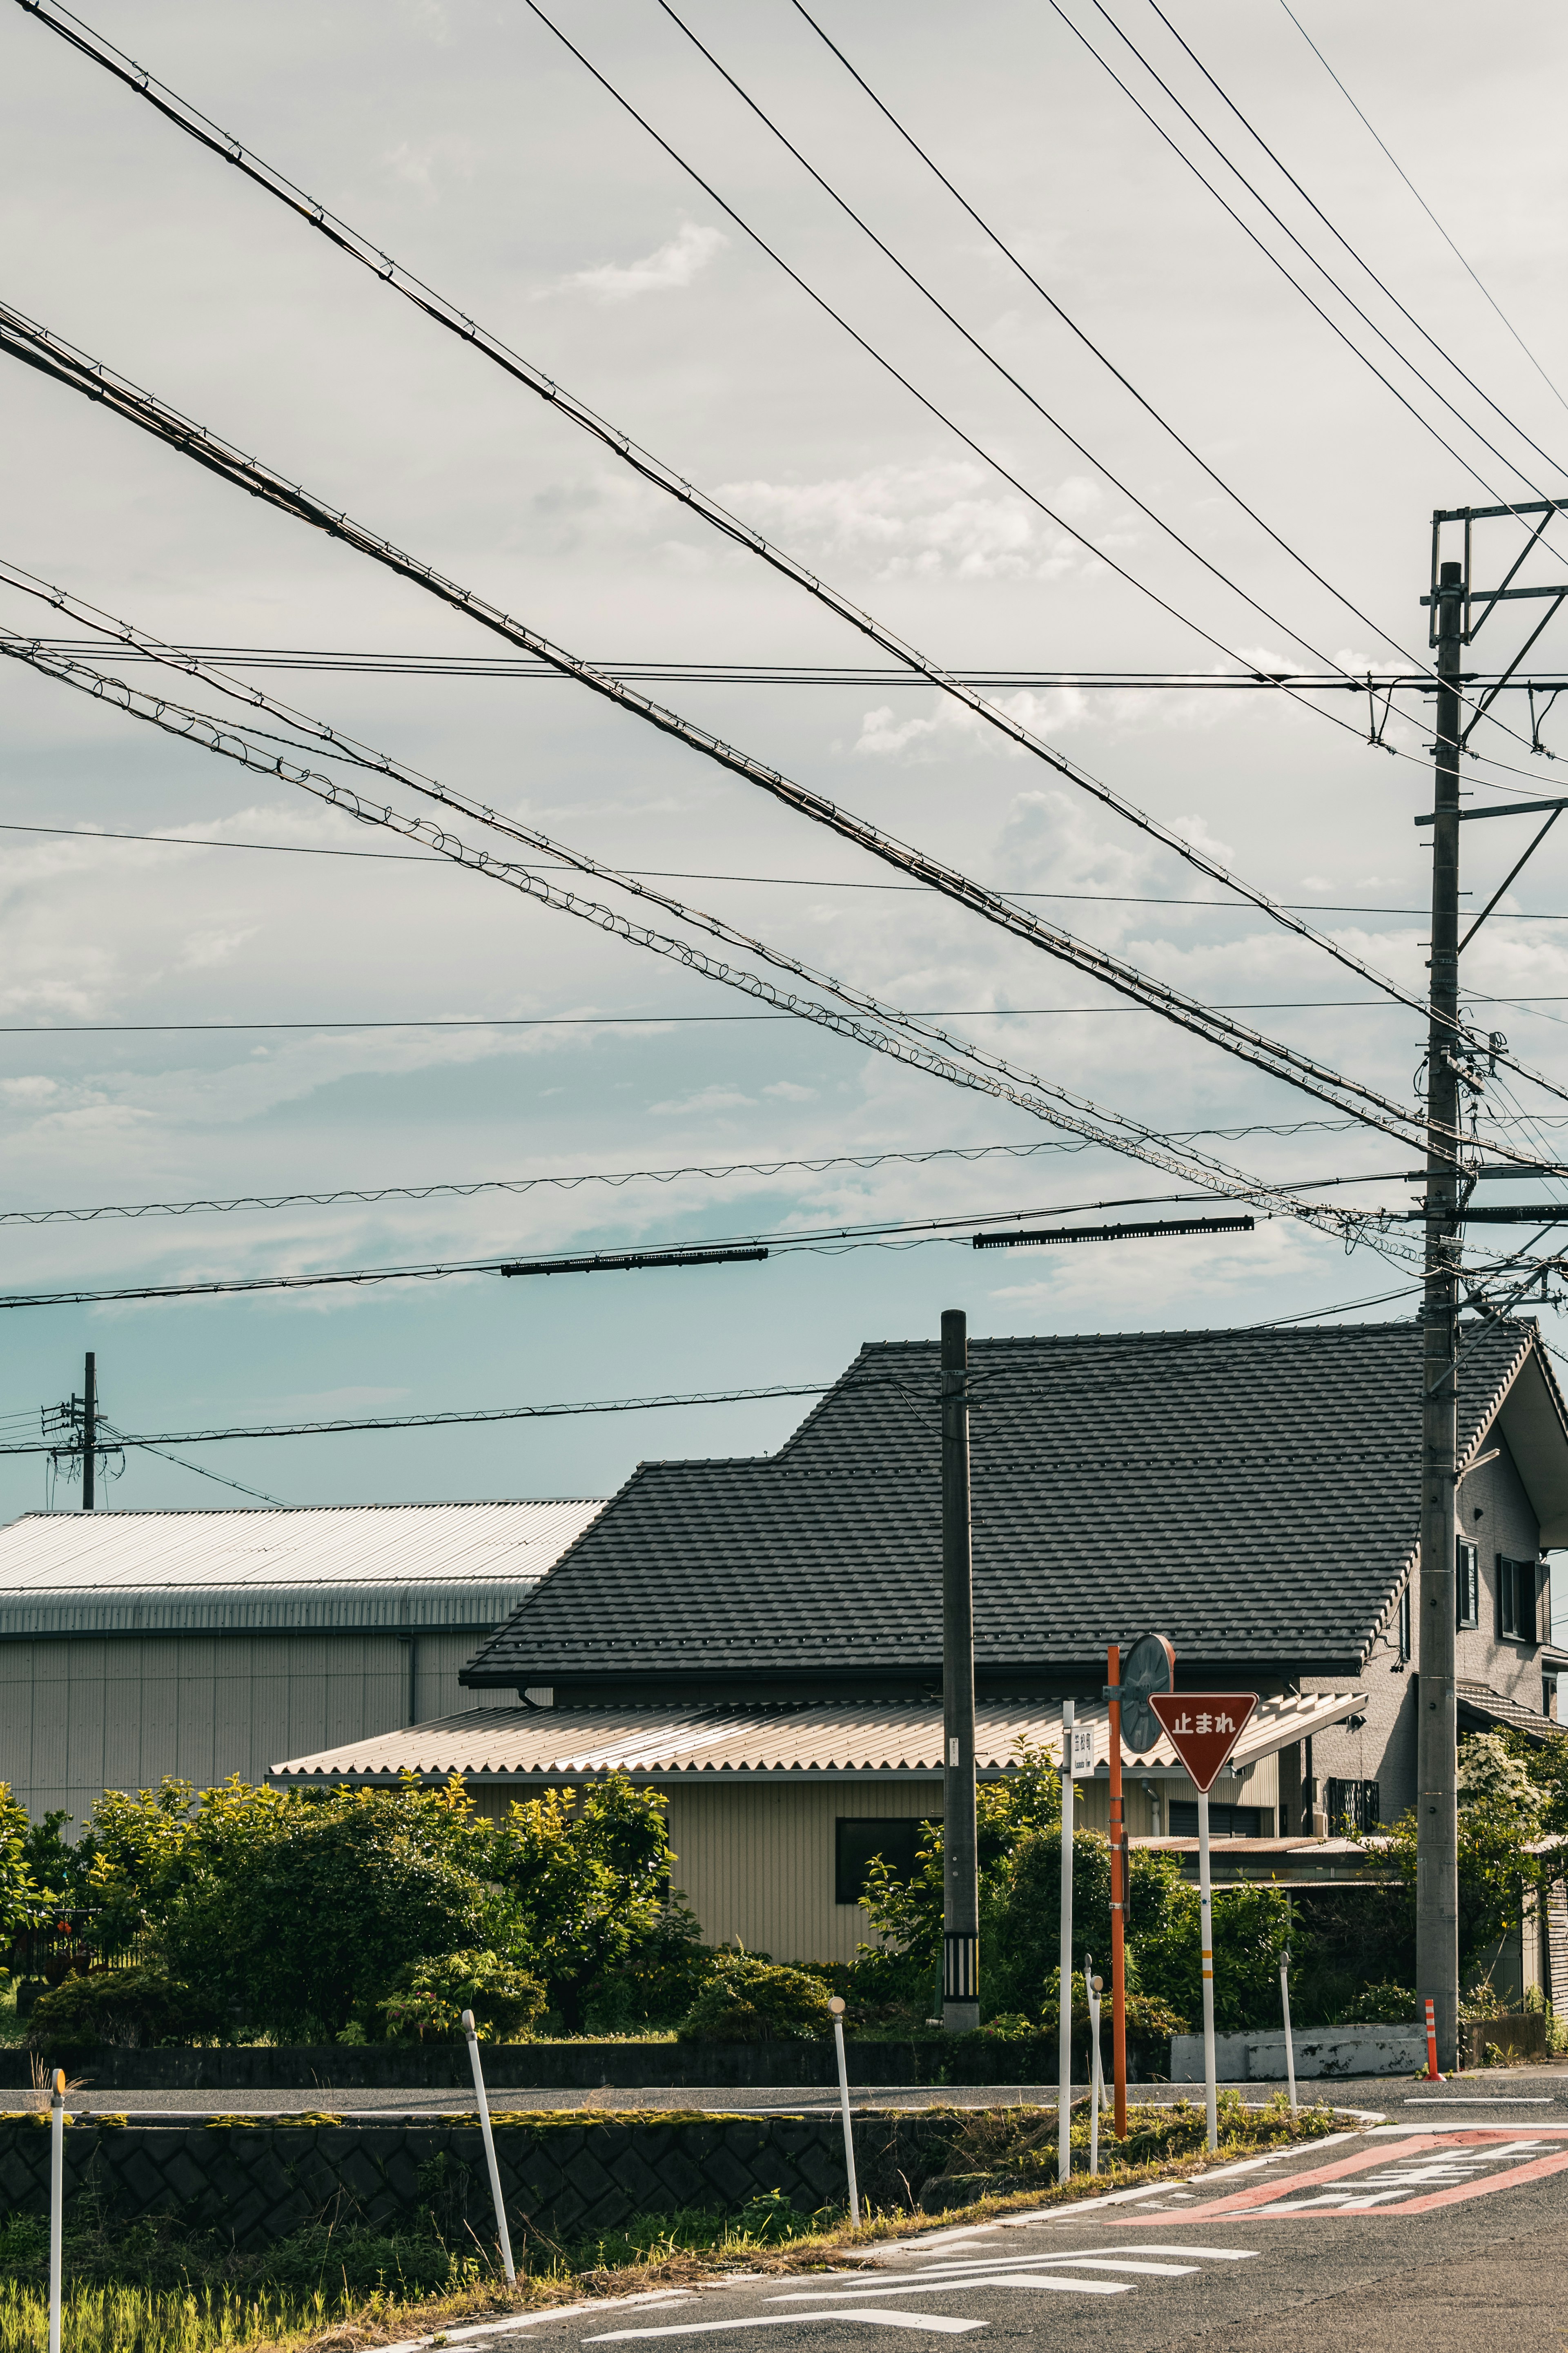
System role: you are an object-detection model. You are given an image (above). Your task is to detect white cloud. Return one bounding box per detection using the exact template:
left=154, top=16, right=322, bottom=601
left=713, top=460, right=1094, bottom=582
left=762, top=1080, right=816, bottom=1101
left=647, top=1084, right=756, bottom=1116
left=554, top=223, right=726, bottom=302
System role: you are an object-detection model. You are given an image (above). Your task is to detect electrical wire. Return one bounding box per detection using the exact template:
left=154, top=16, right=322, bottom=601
left=1144, top=0, right=1568, bottom=476
left=650, top=0, right=1401, bottom=684
left=13, top=1, right=1556, bottom=832
left=5, top=627, right=1418, bottom=1240
left=0, top=1188, right=1285, bottom=1312
left=1276, top=0, right=1568, bottom=422
left=96, top=1421, right=290, bottom=1504
left=1069, top=0, right=1568, bottom=525
left=8, top=813, right=1568, bottom=926
left=517, top=0, right=1564, bottom=792
left=0, top=1134, right=1409, bottom=1229
left=0, top=1273, right=1449, bottom=1452
left=0, top=556, right=1470, bottom=1145
left=0, top=999, right=1483, bottom=1037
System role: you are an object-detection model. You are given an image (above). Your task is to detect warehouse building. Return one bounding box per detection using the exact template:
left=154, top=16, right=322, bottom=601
left=0, top=1499, right=603, bottom=1826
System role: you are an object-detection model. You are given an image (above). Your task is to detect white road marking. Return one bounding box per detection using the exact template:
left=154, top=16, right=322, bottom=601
left=1401, top=2097, right=1551, bottom=2105
left=1102, top=2245, right=1259, bottom=2259
left=584, top=2314, right=984, bottom=2341
left=770, top=2281, right=1131, bottom=2304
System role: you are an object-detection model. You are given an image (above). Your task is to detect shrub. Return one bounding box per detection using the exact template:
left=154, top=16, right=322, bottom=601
left=1328, top=1981, right=1417, bottom=2027
left=377, top=1948, right=546, bottom=2042
left=27, top=1967, right=214, bottom=2049
left=676, top=1956, right=833, bottom=2041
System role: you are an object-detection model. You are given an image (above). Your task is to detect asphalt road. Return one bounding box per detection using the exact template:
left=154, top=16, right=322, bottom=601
left=403, top=2116, right=1568, bottom=2353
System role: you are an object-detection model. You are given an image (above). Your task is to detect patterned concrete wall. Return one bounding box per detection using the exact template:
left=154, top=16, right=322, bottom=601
left=0, top=2111, right=960, bottom=2249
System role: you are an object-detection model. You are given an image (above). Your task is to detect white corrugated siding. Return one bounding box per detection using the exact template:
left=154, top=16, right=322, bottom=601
left=0, top=1628, right=513, bottom=1824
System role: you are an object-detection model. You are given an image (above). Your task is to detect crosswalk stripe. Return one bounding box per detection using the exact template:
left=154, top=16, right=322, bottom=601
left=583, top=2313, right=986, bottom=2341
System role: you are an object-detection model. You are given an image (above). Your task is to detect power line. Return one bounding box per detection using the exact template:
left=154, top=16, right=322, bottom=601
left=0, top=1178, right=1421, bottom=1314
left=10, top=814, right=1568, bottom=924
left=0, top=998, right=1470, bottom=1037
left=11, top=645, right=1429, bottom=1252
left=0, top=1129, right=1391, bottom=1229
left=651, top=0, right=1397, bottom=685
left=15, top=640, right=1568, bottom=697
left=0, top=572, right=1463, bottom=1151
left=1276, top=0, right=1568, bottom=422
left=1066, top=0, right=1567, bottom=518
left=1143, top=0, right=1568, bottom=477
left=13, top=4, right=1551, bottom=822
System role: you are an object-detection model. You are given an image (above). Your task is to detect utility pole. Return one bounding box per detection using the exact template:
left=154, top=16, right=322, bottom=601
left=1417, top=557, right=1463, bottom=2072
left=941, top=1306, right=980, bottom=2031
left=81, top=1351, right=97, bottom=1511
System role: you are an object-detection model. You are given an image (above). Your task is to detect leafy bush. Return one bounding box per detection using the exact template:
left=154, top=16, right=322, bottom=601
left=378, top=1948, right=546, bottom=2042
left=27, top=1966, right=214, bottom=2049
left=1327, top=1981, right=1416, bottom=2026
left=676, top=1955, right=833, bottom=2041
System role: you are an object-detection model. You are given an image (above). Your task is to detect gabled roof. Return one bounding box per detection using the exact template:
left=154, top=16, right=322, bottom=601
left=463, top=1320, right=1567, bottom=1693
left=0, top=1500, right=606, bottom=1635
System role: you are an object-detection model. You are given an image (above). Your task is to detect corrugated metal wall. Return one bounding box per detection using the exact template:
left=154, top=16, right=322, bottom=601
left=666, top=1779, right=946, bottom=1966
left=0, top=1631, right=513, bottom=1824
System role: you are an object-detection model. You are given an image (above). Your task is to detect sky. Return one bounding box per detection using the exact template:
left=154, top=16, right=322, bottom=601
left=2, top=0, right=1568, bottom=1523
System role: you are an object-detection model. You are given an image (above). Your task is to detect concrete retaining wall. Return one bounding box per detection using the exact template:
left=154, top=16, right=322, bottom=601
left=1170, top=2026, right=1426, bottom=2081
left=0, top=2038, right=1067, bottom=2093
left=0, top=2110, right=961, bottom=2249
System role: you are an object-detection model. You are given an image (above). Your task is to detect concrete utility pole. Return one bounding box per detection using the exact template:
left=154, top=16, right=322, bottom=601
left=81, top=1351, right=97, bottom=1512
left=941, top=1306, right=980, bottom=2031
left=1417, top=557, right=1464, bottom=2071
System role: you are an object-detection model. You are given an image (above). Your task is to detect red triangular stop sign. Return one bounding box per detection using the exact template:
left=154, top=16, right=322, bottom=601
left=1149, top=1691, right=1258, bottom=1792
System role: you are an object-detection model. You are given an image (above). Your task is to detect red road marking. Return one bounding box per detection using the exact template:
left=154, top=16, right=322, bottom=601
left=1108, top=2130, right=1568, bottom=2221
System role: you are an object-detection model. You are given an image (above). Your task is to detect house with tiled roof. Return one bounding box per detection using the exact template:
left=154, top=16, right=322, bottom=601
left=274, top=1320, right=1568, bottom=1967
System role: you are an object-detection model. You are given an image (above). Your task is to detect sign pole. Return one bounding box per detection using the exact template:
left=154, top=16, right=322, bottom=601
left=1106, top=1642, right=1128, bottom=2140
left=1058, top=1697, right=1075, bottom=2184
left=1147, top=1689, right=1258, bottom=2161
left=1197, top=1787, right=1218, bottom=2152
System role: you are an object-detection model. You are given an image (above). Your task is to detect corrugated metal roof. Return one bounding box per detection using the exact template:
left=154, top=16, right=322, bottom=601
left=270, top=1690, right=1365, bottom=1783
left=0, top=1501, right=606, bottom=1637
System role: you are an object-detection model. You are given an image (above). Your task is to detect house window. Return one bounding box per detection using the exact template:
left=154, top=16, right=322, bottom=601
left=1398, top=1581, right=1412, bottom=1661
left=1457, top=1539, right=1479, bottom=1631
left=1167, top=1803, right=1271, bottom=1838
left=835, top=1818, right=924, bottom=1907
left=1326, top=1778, right=1381, bottom=1836
left=1498, top=1554, right=1541, bottom=1644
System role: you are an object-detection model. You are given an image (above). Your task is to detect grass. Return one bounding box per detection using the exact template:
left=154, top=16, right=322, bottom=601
left=0, top=2096, right=1341, bottom=2353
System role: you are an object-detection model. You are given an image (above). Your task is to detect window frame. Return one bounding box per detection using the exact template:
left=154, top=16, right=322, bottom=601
left=1497, top=1553, right=1539, bottom=1645
left=1325, top=1777, right=1381, bottom=1837
left=1398, top=1580, right=1412, bottom=1661
left=1456, top=1537, right=1480, bottom=1631
left=834, top=1816, right=924, bottom=1909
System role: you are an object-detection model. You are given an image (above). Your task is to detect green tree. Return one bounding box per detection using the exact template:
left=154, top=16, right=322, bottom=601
left=173, top=1780, right=502, bottom=2039
left=486, top=1773, right=687, bottom=2030
left=0, top=1782, right=61, bottom=1939
left=856, top=1745, right=1063, bottom=2010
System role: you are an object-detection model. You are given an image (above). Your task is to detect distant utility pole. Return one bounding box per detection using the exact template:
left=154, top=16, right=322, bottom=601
left=941, top=1307, right=980, bottom=2032
left=1417, top=503, right=1568, bottom=2069
left=1417, top=558, right=1463, bottom=2070
left=81, top=1351, right=97, bottom=1510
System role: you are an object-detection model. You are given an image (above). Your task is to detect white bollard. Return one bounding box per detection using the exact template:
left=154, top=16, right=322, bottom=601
left=1058, top=1700, right=1075, bottom=2185
left=461, top=2008, right=516, bottom=2283
left=827, top=1996, right=860, bottom=2225
left=49, top=2070, right=65, bottom=2353
left=1086, top=1969, right=1105, bottom=2178
left=1279, top=1954, right=1298, bottom=2113
left=1198, top=1788, right=1217, bottom=2153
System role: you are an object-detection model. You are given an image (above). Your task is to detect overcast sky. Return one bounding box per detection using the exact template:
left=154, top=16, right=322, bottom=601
left=2, top=0, right=1567, bottom=1519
